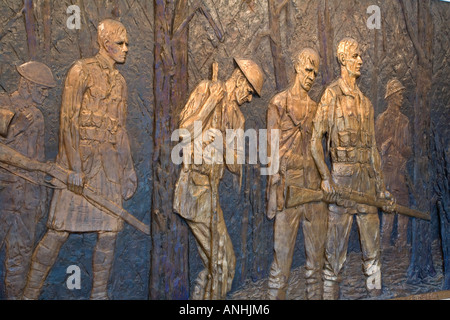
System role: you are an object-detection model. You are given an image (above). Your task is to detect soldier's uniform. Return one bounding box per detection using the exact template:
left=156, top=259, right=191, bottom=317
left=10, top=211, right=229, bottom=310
left=266, top=89, right=328, bottom=300
left=174, top=58, right=263, bottom=300
left=174, top=80, right=242, bottom=300
left=0, top=62, right=55, bottom=299
left=376, top=83, right=412, bottom=248
left=0, top=94, right=46, bottom=300
left=311, top=78, right=385, bottom=298
left=24, top=54, right=137, bottom=300
left=48, top=54, right=137, bottom=232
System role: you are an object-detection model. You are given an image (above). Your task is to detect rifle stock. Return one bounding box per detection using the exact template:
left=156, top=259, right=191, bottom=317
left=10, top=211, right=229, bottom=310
left=286, top=185, right=430, bottom=221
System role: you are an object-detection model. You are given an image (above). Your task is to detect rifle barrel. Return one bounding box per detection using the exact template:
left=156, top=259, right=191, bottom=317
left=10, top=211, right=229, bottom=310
left=286, top=186, right=430, bottom=221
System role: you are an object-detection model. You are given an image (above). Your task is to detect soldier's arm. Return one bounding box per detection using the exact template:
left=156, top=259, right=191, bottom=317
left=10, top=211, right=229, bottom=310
left=60, top=62, right=88, bottom=193
left=375, top=114, right=387, bottom=155
left=400, top=118, right=413, bottom=159
left=223, top=106, right=244, bottom=176
left=118, top=79, right=137, bottom=200
left=180, top=81, right=224, bottom=137
left=369, top=101, right=387, bottom=196
left=311, top=89, right=334, bottom=192
left=29, top=109, right=46, bottom=162
left=266, top=96, right=282, bottom=180
left=34, top=109, right=48, bottom=219
left=4, top=109, right=34, bottom=143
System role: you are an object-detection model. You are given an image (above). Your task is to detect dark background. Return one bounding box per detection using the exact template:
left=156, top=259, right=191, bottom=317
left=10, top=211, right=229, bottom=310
left=0, top=0, right=448, bottom=299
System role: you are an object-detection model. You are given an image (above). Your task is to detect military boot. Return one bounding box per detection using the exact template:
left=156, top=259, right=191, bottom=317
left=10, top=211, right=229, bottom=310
left=90, top=232, right=117, bottom=300
left=22, top=230, right=69, bottom=300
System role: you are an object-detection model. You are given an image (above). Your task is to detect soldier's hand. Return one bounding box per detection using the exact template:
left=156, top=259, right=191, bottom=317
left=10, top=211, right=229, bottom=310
left=122, top=185, right=135, bottom=201
left=210, top=82, right=224, bottom=103
left=378, top=190, right=392, bottom=200
left=271, top=173, right=280, bottom=185
left=381, top=137, right=392, bottom=155
left=322, top=178, right=337, bottom=203
left=321, top=178, right=335, bottom=194
left=15, top=111, right=34, bottom=130
left=378, top=190, right=396, bottom=213
left=68, top=171, right=84, bottom=195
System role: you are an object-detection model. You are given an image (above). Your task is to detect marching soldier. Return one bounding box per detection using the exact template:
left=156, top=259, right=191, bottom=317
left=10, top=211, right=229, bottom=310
left=23, top=19, right=137, bottom=300
left=311, top=38, right=392, bottom=299
left=266, top=48, right=328, bottom=300
left=174, top=58, right=264, bottom=299
left=376, top=79, right=412, bottom=249
left=0, top=61, right=56, bottom=299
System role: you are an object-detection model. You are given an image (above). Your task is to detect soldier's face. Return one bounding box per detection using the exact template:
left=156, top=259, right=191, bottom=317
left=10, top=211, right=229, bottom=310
left=343, top=45, right=363, bottom=78
left=30, top=82, right=50, bottom=105
left=390, top=90, right=405, bottom=107
left=297, top=56, right=319, bottom=92
left=235, top=75, right=255, bottom=106
left=105, top=29, right=129, bottom=64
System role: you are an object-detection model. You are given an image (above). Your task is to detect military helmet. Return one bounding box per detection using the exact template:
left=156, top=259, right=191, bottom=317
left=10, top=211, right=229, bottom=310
left=16, top=61, right=56, bottom=88
left=234, top=58, right=264, bottom=96
left=385, top=79, right=405, bottom=99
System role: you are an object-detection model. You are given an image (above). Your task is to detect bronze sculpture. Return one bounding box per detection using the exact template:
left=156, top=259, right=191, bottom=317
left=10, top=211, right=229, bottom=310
left=376, top=79, right=412, bottom=249
left=0, top=61, right=56, bottom=300
left=174, top=58, right=264, bottom=300
left=311, top=37, right=393, bottom=299
left=22, top=19, right=137, bottom=300
left=266, top=48, right=327, bottom=300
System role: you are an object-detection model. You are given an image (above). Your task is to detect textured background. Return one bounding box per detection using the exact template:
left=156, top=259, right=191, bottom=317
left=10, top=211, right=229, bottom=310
left=0, top=0, right=448, bottom=299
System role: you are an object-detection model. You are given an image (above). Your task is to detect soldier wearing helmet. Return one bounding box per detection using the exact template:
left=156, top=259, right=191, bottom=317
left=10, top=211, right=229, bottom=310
left=266, top=48, right=327, bottom=300
left=174, top=58, right=264, bottom=299
left=0, top=61, right=56, bottom=299
left=376, top=79, right=412, bottom=250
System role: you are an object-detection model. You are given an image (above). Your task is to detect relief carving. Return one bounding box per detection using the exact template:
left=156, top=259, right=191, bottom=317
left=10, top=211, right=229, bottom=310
left=266, top=48, right=328, bottom=300
left=310, top=38, right=392, bottom=299
left=21, top=19, right=138, bottom=300
left=174, top=59, right=264, bottom=300
left=376, top=79, right=412, bottom=250
left=0, top=61, right=55, bottom=300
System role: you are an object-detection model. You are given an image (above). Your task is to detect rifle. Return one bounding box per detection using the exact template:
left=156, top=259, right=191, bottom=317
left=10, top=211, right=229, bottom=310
left=208, top=61, right=222, bottom=300
left=285, top=185, right=430, bottom=221
left=0, top=142, right=150, bottom=235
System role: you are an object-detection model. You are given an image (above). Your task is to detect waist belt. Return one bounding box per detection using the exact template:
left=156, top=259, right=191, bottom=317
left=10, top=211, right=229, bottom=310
left=331, top=147, right=371, bottom=164
left=79, top=127, right=117, bottom=144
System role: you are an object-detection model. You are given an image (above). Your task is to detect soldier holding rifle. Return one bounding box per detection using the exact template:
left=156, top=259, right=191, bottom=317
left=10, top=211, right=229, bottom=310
left=0, top=61, right=55, bottom=299
left=266, top=48, right=327, bottom=300
left=310, top=37, right=392, bottom=299
left=22, top=19, right=137, bottom=300
left=174, top=58, right=264, bottom=300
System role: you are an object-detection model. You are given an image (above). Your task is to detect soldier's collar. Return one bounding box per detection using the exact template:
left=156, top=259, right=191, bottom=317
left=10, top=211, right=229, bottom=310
left=338, top=78, right=362, bottom=98
left=96, top=53, right=116, bottom=72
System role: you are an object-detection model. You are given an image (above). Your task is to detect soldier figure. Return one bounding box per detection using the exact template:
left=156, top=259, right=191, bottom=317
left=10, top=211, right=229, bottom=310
left=311, top=38, right=392, bottom=299
left=174, top=59, right=264, bottom=299
left=376, top=79, right=412, bottom=249
left=0, top=61, right=56, bottom=299
left=23, top=19, right=137, bottom=300
left=266, top=48, right=328, bottom=300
